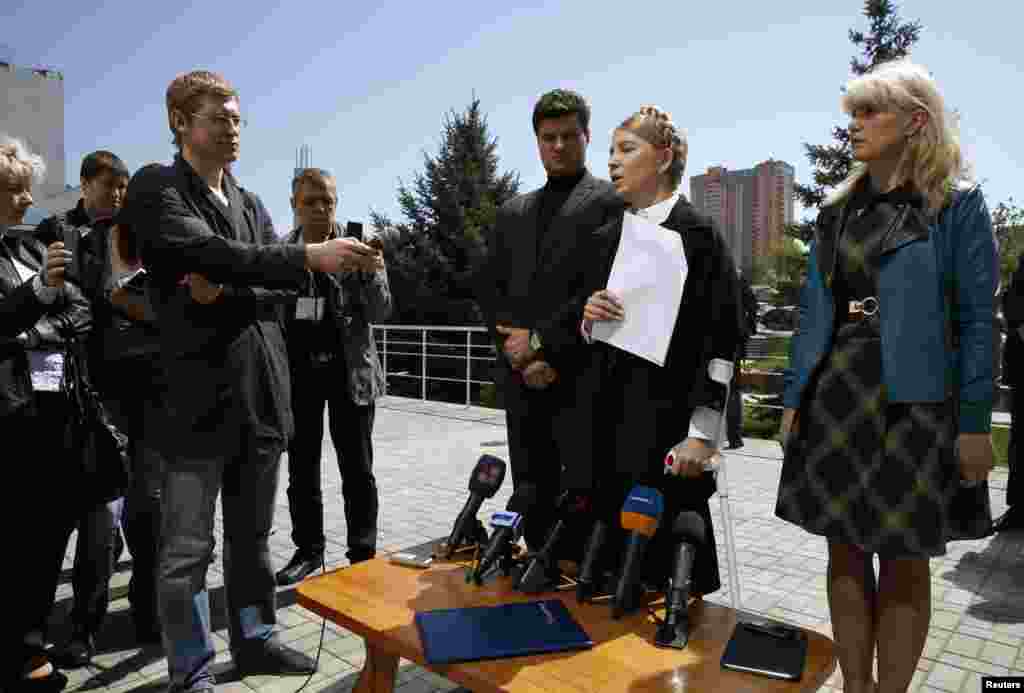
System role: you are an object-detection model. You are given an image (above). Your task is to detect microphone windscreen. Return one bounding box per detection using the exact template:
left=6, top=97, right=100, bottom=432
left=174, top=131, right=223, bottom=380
left=468, top=455, right=507, bottom=497
left=507, top=482, right=539, bottom=513
left=671, top=511, right=708, bottom=546
left=619, top=486, right=664, bottom=536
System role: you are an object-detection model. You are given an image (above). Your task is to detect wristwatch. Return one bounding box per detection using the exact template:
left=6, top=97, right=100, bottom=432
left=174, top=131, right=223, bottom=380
left=528, top=329, right=543, bottom=352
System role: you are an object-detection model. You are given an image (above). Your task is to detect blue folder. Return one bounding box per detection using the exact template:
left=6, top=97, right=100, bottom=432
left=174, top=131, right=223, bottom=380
left=414, top=599, right=593, bottom=665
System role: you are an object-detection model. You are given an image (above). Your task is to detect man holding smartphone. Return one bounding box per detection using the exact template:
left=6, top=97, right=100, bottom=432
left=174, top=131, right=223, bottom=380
left=276, top=167, right=392, bottom=586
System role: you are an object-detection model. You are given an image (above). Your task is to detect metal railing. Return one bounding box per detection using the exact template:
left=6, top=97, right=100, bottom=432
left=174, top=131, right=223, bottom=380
left=372, top=324, right=496, bottom=406
left=370, top=325, right=1011, bottom=428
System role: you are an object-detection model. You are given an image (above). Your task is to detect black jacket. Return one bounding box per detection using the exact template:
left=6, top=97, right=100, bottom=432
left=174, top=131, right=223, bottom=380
left=123, top=156, right=308, bottom=454
left=478, top=170, right=622, bottom=382
left=0, top=232, right=92, bottom=416
left=284, top=224, right=392, bottom=405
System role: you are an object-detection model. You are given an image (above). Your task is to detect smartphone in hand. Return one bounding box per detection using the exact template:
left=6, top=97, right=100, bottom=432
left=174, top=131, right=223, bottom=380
left=62, top=226, right=82, bottom=285
left=346, top=221, right=364, bottom=242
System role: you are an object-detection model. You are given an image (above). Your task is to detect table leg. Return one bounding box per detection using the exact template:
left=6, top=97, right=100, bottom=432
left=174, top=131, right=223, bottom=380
left=354, top=640, right=398, bottom=693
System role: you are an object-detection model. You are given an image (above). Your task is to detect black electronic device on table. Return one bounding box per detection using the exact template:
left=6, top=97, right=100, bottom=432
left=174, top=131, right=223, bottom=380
left=720, top=619, right=808, bottom=681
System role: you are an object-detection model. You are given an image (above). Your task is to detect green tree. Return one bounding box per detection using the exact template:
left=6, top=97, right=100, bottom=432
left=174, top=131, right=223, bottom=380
left=786, top=0, right=923, bottom=242
left=994, top=199, right=1024, bottom=289
left=371, top=99, right=520, bottom=324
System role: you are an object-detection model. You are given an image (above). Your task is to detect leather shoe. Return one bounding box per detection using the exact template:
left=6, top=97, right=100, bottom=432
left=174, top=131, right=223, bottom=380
left=275, top=551, right=323, bottom=586
left=993, top=507, right=1024, bottom=533
left=233, top=635, right=317, bottom=677
left=54, top=634, right=94, bottom=668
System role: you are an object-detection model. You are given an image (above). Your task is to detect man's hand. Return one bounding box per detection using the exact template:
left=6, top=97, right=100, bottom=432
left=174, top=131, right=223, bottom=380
left=958, top=432, right=995, bottom=483
left=307, top=238, right=379, bottom=274
left=497, top=325, right=535, bottom=369
left=43, top=241, right=72, bottom=289
left=186, top=273, right=223, bottom=304
left=522, top=360, right=558, bottom=390
left=779, top=408, right=799, bottom=449
left=584, top=289, right=625, bottom=323
left=666, top=438, right=716, bottom=478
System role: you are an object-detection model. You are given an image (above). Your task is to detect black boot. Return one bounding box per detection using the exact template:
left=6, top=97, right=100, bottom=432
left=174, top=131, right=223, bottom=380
left=275, top=550, right=324, bottom=586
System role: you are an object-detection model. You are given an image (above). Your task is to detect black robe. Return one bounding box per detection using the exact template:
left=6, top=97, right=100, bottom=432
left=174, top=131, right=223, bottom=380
left=580, top=195, right=743, bottom=594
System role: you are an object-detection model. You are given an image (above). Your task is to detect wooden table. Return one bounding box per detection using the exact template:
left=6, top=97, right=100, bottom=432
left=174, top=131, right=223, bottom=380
left=296, top=558, right=836, bottom=693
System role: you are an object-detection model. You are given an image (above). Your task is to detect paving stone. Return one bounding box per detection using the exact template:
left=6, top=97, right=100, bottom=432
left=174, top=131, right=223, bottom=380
left=47, top=397, right=1024, bottom=693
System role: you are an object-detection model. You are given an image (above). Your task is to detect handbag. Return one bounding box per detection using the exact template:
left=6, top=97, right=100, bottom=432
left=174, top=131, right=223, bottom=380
left=947, top=479, right=993, bottom=540
left=59, top=325, right=131, bottom=502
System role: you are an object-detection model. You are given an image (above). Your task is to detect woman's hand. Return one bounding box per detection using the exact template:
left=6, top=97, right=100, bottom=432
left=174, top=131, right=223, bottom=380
left=666, top=438, right=717, bottom=478
left=43, top=241, right=72, bottom=289
left=779, top=408, right=799, bottom=448
left=584, top=290, right=624, bottom=324
left=957, top=432, right=995, bottom=483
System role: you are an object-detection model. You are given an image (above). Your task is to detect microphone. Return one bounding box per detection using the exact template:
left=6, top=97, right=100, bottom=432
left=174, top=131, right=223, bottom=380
left=654, top=511, right=707, bottom=649
left=576, top=518, right=609, bottom=603
left=444, top=455, right=507, bottom=558
left=514, top=491, right=591, bottom=593
left=611, top=486, right=664, bottom=619
left=472, top=483, right=537, bottom=583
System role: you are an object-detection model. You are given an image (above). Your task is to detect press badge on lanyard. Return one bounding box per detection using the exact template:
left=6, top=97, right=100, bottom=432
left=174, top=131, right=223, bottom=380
left=296, top=272, right=325, bottom=321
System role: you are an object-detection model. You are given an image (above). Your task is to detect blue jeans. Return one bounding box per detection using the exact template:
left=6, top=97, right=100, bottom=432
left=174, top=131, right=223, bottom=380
left=159, top=433, right=282, bottom=687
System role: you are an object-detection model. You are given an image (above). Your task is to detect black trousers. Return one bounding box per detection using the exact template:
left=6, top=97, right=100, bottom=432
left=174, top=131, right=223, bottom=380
left=502, top=372, right=576, bottom=552
left=103, top=369, right=168, bottom=631
left=286, top=356, right=378, bottom=562
left=3, top=392, right=107, bottom=683
left=1007, top=386, right=1022, bottom=508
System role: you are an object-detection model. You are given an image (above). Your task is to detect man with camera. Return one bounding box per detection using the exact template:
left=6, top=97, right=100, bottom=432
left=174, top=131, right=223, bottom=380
left=35, top=150, right=130, bottom=667
left=117, top=70, right=382, bottom=693
left=276, top=167, right=391, bottom=585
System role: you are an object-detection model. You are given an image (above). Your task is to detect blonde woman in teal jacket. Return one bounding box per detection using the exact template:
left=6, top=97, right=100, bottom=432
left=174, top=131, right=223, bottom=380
left=776, top=60, right=997, bottom=693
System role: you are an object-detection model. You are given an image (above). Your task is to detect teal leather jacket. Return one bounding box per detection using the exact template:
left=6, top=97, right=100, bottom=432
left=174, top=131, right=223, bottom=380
left=783, top=185, right=997, bottom=433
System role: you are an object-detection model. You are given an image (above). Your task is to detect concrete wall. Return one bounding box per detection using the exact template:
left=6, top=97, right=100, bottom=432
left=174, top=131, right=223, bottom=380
left=0, top=64, right=65, bottom=200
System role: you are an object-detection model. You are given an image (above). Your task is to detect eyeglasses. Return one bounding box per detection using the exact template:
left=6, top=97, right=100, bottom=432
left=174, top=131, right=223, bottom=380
left=191, top=113, right=247, bottom=130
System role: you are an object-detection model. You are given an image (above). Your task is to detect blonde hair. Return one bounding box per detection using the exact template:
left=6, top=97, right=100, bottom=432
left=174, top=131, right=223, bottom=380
left=165, top=70, right=238, bottom=149
left=0, top=134, right=46, bottom=186
left=617, top=105, right=688, bottom=189
left=826, top=59, right=970, bottom=215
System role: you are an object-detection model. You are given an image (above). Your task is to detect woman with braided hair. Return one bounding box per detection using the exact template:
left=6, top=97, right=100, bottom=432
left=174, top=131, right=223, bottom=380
left=580, top=105, right=744, bottom=598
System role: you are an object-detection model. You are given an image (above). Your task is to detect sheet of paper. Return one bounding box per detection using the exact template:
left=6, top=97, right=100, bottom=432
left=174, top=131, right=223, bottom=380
left=590, top=212, right=687, bottom=366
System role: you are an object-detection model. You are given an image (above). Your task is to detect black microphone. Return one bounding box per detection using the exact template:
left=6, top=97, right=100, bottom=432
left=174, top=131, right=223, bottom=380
left=514, top=491, right=591, bottom=593
left=576, top=518, right=609, bottom=603
left=654, top=511, right=707, bottom=649
left=472, top=483, right=538, bottom=583
left=444, top=455, right=507, bottom=558
left=611, top=485, right=664, bottom=619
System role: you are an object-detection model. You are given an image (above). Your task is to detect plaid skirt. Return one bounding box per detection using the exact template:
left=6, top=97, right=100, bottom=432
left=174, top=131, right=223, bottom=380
left=775, top=318, right=957, bottom=557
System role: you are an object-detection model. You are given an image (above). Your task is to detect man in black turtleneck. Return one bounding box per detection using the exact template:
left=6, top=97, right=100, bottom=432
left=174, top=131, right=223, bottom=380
left=479, top=89, right=620, bottom=553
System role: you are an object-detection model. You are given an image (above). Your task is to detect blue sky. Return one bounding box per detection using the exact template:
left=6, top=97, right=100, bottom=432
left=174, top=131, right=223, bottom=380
left=3, top=1, right=1022, bottom=236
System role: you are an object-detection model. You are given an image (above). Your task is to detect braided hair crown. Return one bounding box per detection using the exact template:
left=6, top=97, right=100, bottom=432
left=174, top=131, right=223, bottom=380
left=620, top=105, right=688, bottom=188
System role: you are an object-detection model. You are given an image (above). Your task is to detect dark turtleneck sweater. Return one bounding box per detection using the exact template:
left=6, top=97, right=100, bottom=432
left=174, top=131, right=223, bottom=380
left=535, top=168, right=585, bottom=257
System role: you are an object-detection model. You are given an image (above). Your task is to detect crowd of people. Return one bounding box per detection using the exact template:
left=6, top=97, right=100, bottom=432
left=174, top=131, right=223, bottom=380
left=0, top=55, right=1015, bottom=693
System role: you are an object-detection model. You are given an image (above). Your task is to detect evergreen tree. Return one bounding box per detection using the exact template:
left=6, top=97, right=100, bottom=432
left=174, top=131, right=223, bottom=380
left=788, top=0, right=922, bottom=240
left=372, top=98, right=520, bottom=324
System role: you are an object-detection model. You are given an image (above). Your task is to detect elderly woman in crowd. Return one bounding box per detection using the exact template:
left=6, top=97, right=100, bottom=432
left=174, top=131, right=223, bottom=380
left=0, top=134, right=75, bottom=692
left=580, top=105, right=743, bottom=603
left=775, top=60, right=997, bottom=693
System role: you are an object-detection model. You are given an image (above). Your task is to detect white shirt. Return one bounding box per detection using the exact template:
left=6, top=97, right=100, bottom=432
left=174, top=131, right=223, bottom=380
left=582, top=193, right=722, bottom=444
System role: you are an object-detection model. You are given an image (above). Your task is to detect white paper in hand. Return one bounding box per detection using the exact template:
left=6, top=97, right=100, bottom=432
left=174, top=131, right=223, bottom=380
left=591, top=212, right=687, bottom=366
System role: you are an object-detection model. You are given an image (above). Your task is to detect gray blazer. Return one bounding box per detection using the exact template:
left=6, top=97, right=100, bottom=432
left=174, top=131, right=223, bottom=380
left=285, top=224, right=392, bottom=405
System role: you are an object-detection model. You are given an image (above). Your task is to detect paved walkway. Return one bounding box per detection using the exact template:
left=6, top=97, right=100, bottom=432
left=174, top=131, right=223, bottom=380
left=50, top=396, right=1022, bottom=693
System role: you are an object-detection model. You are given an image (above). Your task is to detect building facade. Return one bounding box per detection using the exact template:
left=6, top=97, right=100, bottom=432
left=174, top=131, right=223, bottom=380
left=690, top=159, right=794, bottom=276
left=1, top=62, right=65, bottom=201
